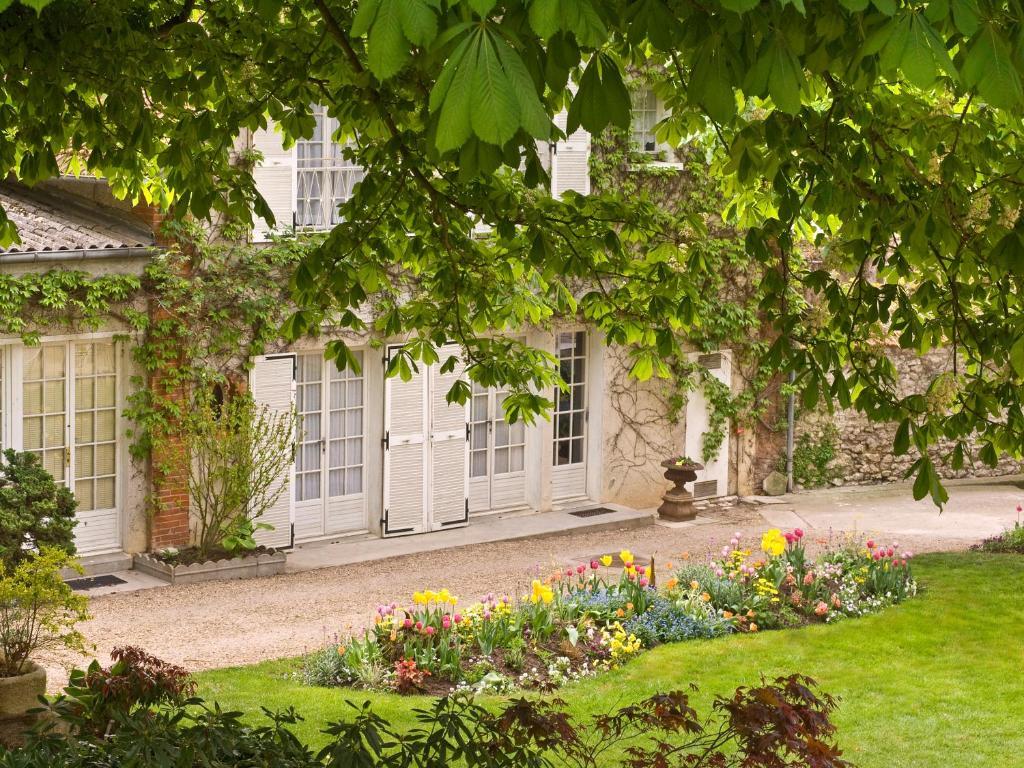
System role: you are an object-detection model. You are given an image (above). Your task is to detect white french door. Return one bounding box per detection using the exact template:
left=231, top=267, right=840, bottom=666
left=468, top=383, right=527, bottom=513
left=2, top=340, right=122, bottom=555
left=293, top=351, right=366, bottom=541
left=551, top=331, right=588, bottom=501
left=382, top=343, right=468, bottom=536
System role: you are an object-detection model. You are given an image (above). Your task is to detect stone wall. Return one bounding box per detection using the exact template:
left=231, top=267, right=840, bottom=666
left=796, top=347, right=1023, bottom=486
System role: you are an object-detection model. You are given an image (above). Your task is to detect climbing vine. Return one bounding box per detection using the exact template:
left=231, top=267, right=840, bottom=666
left=590, top=117, right=783, bottom=467
left=0, top=221, right=306, bottom=483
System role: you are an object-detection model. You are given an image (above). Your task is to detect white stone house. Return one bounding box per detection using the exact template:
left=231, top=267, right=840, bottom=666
left=0, top=99, right=740, bottom=561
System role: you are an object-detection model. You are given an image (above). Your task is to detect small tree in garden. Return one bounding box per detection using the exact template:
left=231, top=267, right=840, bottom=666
left=183, top=389, right=295, bottom=559
left=0, top=548, right=89, bottom=678
left=0, top=449, right=77, bottom=570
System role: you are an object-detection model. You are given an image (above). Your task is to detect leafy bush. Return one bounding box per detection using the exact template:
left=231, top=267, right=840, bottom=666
left=0, top=449, right=77, bottom=569
left=183, top=390, right=296, bottom=559
left=0, top=548, right=89, bottom=678
left=49, top=646, right=195, bottom=737
left=5, top=663, right=851, bottom=768
left=624, top=597, right=733, bottom=646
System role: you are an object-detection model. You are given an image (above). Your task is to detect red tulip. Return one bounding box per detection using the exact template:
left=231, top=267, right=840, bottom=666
left=590, top=560, right=600, bottom=570
left=576, top=564, right=586, bottom=575
left=866, top=540, right=875, bottom=549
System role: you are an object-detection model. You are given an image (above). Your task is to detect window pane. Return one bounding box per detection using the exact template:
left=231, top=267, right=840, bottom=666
left=76, top=481, right=94, bottom=511
left=95, top=410, right=116, bottom=441
left=95, top=377, right=116, bottom=407
left=346, top=408, right=362, bottom=436
left=329, top=468, right=344, bottom=496
left=470, top=450, right=487, bottom=478
left=347, top=381, right=363, bottom=407
left=44, top=415, right=64, bottom=448
left=345, top=438, right=362, bottom=466
left=75, top=445, right=93, bottom=478
left=44, top=380, right=65, bottom=412
left=75, top=412, right=94, bottom=444
left=95, top=443, right=116, bottom=476
left=346, top=466, right=362, bottom=495
left=570, top=438, right=584, bottom=464
left=76, top=379, right=94, bottom=409
left=23, top=417, right=42, bottom=450
left=510, top=445, right=524, bottom=472
left=329, top=439, right=343, bottom=467
left=494, top=447, right=509, bottom=474
left=23, top=383, right=43, bottom=415
left=43, top=345, right=65, bottom=377
left=95, top=477, right=115, bottom=509
left=94, top=343, right=115, bottom=374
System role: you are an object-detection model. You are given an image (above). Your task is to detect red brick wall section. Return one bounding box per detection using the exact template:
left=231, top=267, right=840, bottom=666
left=137, top=201, right=193, bottom=551
left=148, top=379, right=192, bottom=551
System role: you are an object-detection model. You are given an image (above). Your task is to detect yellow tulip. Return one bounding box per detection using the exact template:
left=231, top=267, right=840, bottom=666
left=619, top=549, right=634, bottom=565
left=412, top=591, right=426, bottom=605
left=600, top=555, right=613, bottom=567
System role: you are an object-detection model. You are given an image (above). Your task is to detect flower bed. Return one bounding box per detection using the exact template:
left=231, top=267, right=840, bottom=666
left=300, top=530, right=917, bottom=695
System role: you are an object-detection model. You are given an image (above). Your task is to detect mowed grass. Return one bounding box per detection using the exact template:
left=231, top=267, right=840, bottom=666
left=196, top=553, right=1024, bottom=767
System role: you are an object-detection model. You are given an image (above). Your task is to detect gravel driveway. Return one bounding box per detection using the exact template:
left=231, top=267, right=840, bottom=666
left=45, top=504, right=977, bottom=690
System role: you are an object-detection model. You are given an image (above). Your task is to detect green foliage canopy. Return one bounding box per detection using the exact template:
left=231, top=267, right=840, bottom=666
left=4, top=0, right=1024, bottom=500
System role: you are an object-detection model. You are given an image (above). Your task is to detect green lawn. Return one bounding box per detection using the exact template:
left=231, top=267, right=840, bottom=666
left=196, top=553, right=1024, bottom=767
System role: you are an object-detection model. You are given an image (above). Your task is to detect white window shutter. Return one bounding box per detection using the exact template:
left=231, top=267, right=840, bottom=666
left=251, top=119, right=296, bottom=242
left=429, top=343, right=468, bottom=528
left=383, top=346, right=429, bottom=535
left=249, top=354, right=296, bottom=548
left=684, top=350, right=733, bottom=499
left=551, top=110, right=591, bottom=197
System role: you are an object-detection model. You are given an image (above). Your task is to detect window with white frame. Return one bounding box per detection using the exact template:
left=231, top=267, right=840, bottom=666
left=295, top=351, right=364, bottom=502
left=15, top=341, right=118, bottom=511
left=553, top=331, right=587, bottom=466
left=469, top=383, right=525, bottom=478
left=295, top=105, right=365, bottom=230
left=630, top=88, right=660, bottom=153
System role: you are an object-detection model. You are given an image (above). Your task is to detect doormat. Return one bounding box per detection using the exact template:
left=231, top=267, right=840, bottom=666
left=568, top=507, right=617, bottom=518
left=66, top=574, right=127, bottom=591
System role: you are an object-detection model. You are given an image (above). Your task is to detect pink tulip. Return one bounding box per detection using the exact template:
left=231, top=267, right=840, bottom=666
left=794, top=528, right=804, bottom=539
left=866, top=540, right=875, bottom=549
left=565, top=568, right=574, bottom=577
left=577, top=564, right=586, bottom=575
left=454, top=613, right=462, bottom=623
left=425, top=625, right=435, bottom=636
left=590, top=560, right=600, bottom=570
left=403, top=618, right=413, bottom=629
left=639, top=578, right=649, bottom=587
left=415, top=621, right=423, bottom=630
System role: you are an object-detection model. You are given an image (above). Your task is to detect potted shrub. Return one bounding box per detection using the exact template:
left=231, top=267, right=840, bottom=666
left=0, top=548, right=90, bottom=726
left=134, top=388, right=295, bottom=584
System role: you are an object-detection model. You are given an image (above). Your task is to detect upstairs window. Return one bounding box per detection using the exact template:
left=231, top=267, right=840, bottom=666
left=630, top=88, right=660, bottom=153
left=295, top=105, right=365, bottom=231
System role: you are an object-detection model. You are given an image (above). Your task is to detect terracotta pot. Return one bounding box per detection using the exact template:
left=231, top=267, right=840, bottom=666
left=0, top=661, right=47, bottom=718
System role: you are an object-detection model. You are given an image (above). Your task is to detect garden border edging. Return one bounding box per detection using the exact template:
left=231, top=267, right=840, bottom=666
left=133, top=551, right=286, bottom=585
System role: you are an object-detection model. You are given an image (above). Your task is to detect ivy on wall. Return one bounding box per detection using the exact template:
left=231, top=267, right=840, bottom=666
left=0, top=223, right=304, bottom=486
left=590, top=116, right=783, bottom=466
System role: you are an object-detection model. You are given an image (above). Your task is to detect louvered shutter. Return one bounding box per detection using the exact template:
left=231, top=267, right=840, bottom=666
left=249, top=354, right=296, bottom=548
left=551, top=111, right=591, bottom=197
left=428, top=343, right=468, bottom=529
left=383, top=346, right=429, bottom=535
left=684, top=351, right=732, bottom=499
left=251, top=119, right=296, bottom=242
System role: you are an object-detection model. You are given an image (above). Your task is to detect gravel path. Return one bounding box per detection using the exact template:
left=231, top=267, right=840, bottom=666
left=44, top=506, right=976, bottom=690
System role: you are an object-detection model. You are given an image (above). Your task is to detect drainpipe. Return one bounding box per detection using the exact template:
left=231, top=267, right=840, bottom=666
left=0, top=246, right=156, bottom=265
left=785, top=371, right=795, bottom=493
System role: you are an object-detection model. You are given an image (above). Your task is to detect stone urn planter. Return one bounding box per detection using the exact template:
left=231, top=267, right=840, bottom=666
left=0, top=661, right=46, bottom=747
left=133, top=549, right=287, bottom=585
left=657, top=458, right=704, bottom=522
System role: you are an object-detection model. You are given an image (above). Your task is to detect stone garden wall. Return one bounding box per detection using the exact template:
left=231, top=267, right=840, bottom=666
left=795, top=347, right=1023, bottom=487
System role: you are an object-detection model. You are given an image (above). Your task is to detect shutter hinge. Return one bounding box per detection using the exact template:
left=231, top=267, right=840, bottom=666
left=465, top=423, right=470, bottom=441
left=465, top=498, right=469, bottom=515
left=382, top=430, right=389, bottom=450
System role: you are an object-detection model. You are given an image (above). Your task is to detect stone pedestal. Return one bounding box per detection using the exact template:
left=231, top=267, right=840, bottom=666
left=657, top=460, right=704, bottom=522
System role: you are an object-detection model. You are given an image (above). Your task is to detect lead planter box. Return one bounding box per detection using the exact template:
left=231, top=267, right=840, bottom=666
left=133, top=550, right=286, bottom=585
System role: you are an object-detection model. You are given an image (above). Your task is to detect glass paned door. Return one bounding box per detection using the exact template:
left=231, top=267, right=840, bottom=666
left=296, top=105, right=366, bottom=230
left=22, top=345, right=67, bottom=483
left=468, top=382, right=526, bottom=512
left=74, top=342, right=117, bottom=511
left=551, top=331, right=588, bottom=500
left=553, top=331, right=587, bottom=466
left=294, top=351, right=365, bottom=539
